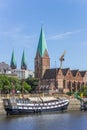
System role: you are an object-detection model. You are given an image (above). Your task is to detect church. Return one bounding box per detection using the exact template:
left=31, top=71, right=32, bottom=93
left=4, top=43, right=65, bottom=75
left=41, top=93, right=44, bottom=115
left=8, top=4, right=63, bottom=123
left=34, top=27, right=87, bottom=93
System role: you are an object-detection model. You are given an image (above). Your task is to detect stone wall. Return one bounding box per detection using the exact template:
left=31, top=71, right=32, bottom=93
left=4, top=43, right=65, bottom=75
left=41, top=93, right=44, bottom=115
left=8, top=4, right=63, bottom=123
left=0, top=99, right=6, bottom=114
left=68, top=99, right=81, bottom=111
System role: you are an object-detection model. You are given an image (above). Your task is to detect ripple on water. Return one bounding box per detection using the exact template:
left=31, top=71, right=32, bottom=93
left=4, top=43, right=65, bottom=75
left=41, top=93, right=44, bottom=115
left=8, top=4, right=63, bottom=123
left=0, top=112, right=87, bottom=130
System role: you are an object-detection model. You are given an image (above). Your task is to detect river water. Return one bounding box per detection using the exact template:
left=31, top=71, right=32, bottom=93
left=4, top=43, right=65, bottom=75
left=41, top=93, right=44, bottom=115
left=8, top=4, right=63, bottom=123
left=0, top=111, right=87, bottom=130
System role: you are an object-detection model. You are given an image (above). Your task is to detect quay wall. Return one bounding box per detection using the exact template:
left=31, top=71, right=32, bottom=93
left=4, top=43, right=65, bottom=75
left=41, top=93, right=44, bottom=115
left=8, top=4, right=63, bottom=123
left=68, top=99, right=81, bottom=111
left=0, top=98, right=6, bottom=114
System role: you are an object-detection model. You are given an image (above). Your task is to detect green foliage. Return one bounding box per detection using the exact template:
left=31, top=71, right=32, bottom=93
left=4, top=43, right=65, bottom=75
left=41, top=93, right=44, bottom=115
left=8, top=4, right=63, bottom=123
left=66, top=91, right=74, bottom=96
left=84, top=86, right=87, bottom=91
left=0, top=75, right=10, bottom=93
left=0, top=75, right=39, bottom=94
left=25, top=77, right=39, bottom=92
left=80, top=86, right=87, bottom=92
left=23, top=82, right=31, bottom=93
left=79, top=86, right=87, bottom=97
left=8, top=77, right=21, bottom=91
left=83, top=91, right=87, bottom=97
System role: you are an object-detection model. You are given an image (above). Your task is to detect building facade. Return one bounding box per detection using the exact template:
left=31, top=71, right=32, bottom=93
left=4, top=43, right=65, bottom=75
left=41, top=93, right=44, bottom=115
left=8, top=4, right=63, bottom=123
left=35, top=28, right=87, bottom=93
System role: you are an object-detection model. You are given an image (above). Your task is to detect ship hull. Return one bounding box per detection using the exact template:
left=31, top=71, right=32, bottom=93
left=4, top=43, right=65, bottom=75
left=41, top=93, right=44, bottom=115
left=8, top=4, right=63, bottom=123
left=3, top=98, right=69, bottom=115
left=5, top=104, right=69, bottom=115
left=81, top=103, right=87, bottom=111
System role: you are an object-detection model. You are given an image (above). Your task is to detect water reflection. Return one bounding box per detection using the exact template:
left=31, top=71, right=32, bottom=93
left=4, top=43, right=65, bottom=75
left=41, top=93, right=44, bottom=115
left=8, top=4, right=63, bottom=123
left=0, top=112, right=87, bottom=130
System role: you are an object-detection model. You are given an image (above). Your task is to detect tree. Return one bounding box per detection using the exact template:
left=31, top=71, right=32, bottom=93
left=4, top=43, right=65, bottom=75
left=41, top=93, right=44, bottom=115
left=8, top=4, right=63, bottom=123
left=0, top=75, right=38, bottom=94
left=0, top=75, right=21, bottom=94
left=25, top=77, right=39, bottom=92
left=23, top=82, right=31, bottom=93
left=0, top=75, right=10, bottom=94
left=8, top=77, right=21, bottom=93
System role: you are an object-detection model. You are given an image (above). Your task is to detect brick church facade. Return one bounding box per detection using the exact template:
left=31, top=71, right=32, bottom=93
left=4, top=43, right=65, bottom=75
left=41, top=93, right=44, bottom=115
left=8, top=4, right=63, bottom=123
left=35, top=27, right=87, bottom=93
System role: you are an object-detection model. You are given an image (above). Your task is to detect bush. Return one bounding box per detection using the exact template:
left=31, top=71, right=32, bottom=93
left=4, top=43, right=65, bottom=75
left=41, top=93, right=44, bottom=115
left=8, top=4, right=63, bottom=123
left=66, top=91, right=74, bottom=96
left=83, top=91, right=87, bottom=97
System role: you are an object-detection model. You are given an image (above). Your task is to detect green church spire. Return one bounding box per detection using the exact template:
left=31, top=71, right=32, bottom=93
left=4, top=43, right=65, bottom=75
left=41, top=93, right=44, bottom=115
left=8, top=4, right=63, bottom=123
left=37, top=27, right=47, bottom=57
left=10, top=50, right=17, bottom=69
left=21, top=50, right=27, bottom=70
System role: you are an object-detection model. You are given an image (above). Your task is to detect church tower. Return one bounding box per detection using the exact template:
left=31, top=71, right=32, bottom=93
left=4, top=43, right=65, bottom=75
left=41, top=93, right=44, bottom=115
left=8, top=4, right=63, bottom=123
left=35, top=27, right=50, bottom=79
left=10, top=50, right=17, bottom=69
left=21, top=50, right=27, bottom=70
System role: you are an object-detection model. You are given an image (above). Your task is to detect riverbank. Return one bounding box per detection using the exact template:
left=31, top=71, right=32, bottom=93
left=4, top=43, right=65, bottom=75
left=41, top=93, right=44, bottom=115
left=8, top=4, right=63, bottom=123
left=0, top=99, right=6, bottom=115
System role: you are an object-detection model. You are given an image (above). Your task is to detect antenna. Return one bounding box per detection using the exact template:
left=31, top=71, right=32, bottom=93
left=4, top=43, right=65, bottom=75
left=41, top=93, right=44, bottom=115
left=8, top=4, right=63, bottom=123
left=59, top=50, right=66, bottom=68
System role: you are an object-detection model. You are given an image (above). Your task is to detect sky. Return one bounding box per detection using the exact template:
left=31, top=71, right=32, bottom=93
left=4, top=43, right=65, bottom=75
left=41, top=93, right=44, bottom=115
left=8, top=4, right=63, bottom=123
left=0, top=0, right=87, bottom=71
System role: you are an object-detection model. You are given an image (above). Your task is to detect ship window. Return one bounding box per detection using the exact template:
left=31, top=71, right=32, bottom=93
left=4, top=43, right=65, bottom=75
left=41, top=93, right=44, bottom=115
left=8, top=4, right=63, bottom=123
left=25, top=99, right=30, bottom=104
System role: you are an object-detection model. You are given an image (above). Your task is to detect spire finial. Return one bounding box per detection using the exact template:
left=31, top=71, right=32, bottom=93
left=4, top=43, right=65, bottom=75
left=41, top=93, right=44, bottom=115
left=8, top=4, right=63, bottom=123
left=36, top=27, right=47, bottom=57
left=41, top=23, right=43, bottom=28
left=21, top=50, right=27, bottom=70
left=10, top=49, right=17, bottom=69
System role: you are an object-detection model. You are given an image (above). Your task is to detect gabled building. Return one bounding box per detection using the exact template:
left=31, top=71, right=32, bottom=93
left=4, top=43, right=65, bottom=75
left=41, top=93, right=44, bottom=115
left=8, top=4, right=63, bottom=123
left=61, top=68, right=73, bottom=92
left=0, top=62, right=11, bottom=74
left=80, top=71, right=87, bottom=86
left=0, top=62, right=17, bottom=77
left=71, top=70, right=83, bottom=91
left=41, top=68, right=59, bottom=89
left=35, top=28, right=87, bottom=93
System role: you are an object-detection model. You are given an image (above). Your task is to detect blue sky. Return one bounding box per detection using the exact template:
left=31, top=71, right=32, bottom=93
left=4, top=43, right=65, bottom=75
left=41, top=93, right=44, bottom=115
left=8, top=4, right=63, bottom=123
left=0, top=0, right=87, bottom=71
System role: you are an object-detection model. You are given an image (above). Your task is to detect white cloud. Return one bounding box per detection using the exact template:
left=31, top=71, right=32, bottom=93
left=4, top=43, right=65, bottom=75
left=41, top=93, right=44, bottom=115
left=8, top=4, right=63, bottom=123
left=0, top=26, right=37, bottom=48
left=48, top=30, right=80, bottom=40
